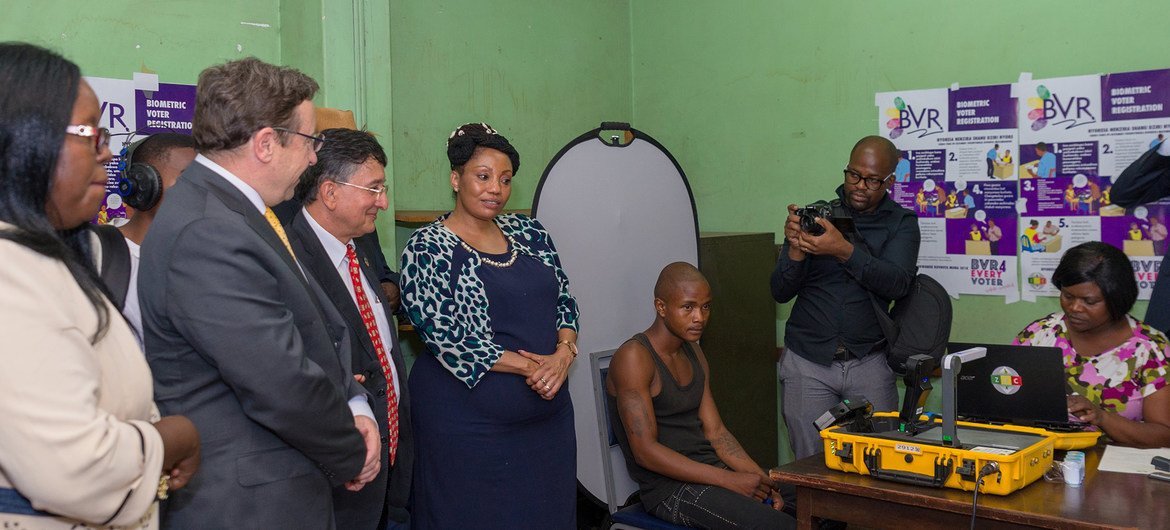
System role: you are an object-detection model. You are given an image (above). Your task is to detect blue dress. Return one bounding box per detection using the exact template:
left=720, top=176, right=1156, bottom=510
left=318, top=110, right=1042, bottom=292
left=408, top=243, right=576, bottom=529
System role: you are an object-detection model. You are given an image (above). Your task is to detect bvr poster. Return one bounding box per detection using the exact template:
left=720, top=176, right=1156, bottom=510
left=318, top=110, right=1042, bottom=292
left=1015, top=70, right=1170, bottom=300
left=876, top=84, right=1020, bottom=301
left=86, top=73, right=195, bottom=226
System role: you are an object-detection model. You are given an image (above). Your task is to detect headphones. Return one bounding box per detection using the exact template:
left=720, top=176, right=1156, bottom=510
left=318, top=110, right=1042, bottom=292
left=117, top=135, right=163, bottom=211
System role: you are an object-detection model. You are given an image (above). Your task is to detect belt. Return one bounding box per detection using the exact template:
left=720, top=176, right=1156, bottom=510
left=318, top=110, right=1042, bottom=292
left=832, top=341, right=853, bottom=362
left=0, top=488, right=49, bottom=516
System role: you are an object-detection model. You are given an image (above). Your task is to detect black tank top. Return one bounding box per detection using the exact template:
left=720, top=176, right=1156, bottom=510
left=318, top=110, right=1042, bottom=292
left=605, top=333, right=721, bottom=508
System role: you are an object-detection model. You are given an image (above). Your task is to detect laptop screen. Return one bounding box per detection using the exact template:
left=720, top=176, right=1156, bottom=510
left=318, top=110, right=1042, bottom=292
left=948, top=343, right=1070, bottom=425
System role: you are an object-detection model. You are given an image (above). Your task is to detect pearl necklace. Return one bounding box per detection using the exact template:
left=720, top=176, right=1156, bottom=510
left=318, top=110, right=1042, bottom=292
left=462, top=235, right=519, bottom=268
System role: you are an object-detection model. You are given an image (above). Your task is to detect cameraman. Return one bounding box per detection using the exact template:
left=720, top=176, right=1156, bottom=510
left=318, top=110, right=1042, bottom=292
left=771, top=135, right=920, bottom=459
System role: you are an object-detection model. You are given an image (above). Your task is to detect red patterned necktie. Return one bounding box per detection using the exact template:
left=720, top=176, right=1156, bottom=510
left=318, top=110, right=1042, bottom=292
left=346, top=243, right=399, bottom=464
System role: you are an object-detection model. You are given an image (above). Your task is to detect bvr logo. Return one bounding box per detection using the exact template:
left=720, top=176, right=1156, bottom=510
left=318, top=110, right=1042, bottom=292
left=899, top=105, right=942, bottom=132
left=884, top=96, right=943, bottom=139
left=1027, top=84, right=1096, bottom=131
left=99, top=101, right=128, bottom=130
left=1043, top=93, right=1096, bottom=127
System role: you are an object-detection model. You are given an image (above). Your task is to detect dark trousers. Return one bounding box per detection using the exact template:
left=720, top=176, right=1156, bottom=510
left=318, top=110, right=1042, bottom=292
left=649, top=482, right=796, bottom=530
left=987, top=158, right=994, bottom=177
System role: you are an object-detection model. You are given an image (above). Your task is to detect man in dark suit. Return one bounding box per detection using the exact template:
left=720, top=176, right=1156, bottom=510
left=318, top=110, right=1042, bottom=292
left=1113, top=137, right=1170, bottom=332
left=138, top=58, right=380, bottom=529
left=285, top=128, right=414, bottom=529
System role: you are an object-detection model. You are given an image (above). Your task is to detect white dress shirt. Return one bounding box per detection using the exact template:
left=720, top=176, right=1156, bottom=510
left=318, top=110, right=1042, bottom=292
left=122, top=238, right=144, bottom=347
left=302, top=208, right=401, bottom=393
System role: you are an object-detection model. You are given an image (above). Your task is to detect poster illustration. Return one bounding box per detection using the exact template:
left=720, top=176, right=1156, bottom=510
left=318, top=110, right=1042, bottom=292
left=86, top=73, right=195, bottom=226
left=876, top=84, right=1020, bottom=300
left=1015, top=70, right=1170, bottom=300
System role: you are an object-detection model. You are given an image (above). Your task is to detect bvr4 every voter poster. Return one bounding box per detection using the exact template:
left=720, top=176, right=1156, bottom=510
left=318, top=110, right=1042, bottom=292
left=1015, top=70, right=1170, bottom=301
left=876, top=84, right=1020, bottom=301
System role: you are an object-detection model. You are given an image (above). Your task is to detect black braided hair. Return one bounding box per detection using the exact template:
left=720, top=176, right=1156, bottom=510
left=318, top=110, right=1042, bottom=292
left=446, top=122, right=519, bottom=174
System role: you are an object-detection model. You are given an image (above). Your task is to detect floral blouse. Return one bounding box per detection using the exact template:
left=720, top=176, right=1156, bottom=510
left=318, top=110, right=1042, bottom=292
left=399, top=213, right=579, bottom=387
left=1013, top=312, right=1170, bottom=422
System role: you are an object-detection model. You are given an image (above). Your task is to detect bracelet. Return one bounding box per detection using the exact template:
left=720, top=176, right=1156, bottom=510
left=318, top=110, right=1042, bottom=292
left=556, top=339, right=578, bottom=358
left=157, top=475, right=170, bottom=500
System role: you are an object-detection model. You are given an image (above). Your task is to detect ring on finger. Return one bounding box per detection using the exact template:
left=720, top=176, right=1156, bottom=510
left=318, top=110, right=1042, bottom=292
left=544, top=383, right=551, bottom=390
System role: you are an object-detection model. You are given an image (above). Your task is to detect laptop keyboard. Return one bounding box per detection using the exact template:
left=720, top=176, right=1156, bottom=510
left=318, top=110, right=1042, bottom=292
left=959, top=416, right=1089, bottom=432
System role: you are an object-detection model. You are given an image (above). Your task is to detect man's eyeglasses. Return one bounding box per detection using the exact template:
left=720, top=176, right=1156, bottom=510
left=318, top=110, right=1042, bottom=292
left=335, top=180, right=388, bottom=196
left=843, top=168, right=893, bottom=190
left=65, top=125, right=111, bottom=152
left=273, top=127, right=326, bottom=152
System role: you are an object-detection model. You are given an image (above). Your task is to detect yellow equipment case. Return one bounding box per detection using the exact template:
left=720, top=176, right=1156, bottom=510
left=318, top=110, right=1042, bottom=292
left=821, top=413, right=1056, bottom=496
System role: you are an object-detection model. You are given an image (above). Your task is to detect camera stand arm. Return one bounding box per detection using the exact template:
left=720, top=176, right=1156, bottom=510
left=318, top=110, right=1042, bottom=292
left=941, top=347, right=986, bottom=447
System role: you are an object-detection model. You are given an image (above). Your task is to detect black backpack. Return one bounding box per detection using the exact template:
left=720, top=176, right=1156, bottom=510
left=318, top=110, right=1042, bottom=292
left=850, top=218, right=953, bottom=375
left=868, top=274, right=952, bottom=375
left=91, top=224, right=132, bottom=311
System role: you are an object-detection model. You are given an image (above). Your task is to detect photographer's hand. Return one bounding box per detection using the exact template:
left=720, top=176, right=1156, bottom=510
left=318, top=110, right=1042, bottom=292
left=796, top=218, right=854, bottom=261
left=784, top=204, right=807, bottom=260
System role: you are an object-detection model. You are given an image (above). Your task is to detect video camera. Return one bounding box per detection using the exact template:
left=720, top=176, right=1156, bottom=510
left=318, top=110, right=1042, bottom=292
left=795, top=199, right=854, bottom=236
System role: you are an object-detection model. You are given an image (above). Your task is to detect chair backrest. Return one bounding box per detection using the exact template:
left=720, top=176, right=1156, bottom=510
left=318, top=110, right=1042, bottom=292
left=589, top=349, right=640, bottom=513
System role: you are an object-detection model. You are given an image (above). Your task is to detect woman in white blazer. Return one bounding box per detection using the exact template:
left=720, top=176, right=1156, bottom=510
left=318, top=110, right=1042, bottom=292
left=0, top=43, right=200, bottom=529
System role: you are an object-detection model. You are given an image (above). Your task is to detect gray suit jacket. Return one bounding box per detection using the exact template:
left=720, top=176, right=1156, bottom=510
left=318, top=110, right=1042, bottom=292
left=286, top=211, right=414, bottom=529
left=138, top=161, right=366, bottom=529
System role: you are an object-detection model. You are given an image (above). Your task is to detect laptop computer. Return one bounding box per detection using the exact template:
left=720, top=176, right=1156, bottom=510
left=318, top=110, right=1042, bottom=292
left=947, top=342, right=1086, bottom=431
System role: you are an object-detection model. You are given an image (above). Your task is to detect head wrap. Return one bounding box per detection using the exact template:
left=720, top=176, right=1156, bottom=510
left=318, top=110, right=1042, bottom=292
left=446, top=122, right=520, bottom=174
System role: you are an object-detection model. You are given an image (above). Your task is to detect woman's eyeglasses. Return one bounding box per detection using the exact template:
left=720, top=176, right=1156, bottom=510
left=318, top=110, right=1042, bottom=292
left=273, top=127, right=326, bottom=152
left=843, top=168, right=893, bottom=190
left=65, top=125, right=111, bottom=152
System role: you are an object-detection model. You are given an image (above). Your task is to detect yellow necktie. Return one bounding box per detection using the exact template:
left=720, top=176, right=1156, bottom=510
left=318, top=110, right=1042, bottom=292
left=263, top=207, right=297, bottom=260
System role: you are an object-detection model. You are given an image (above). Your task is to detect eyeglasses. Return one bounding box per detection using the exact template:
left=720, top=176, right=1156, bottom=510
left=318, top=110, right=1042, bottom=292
left=843, top=168, right=893, bottom=190
left=65, top=125, right=111, bottom=152
left=273, top=127, right=326, bottom=152
left=335, top=180, right=388, bottom=196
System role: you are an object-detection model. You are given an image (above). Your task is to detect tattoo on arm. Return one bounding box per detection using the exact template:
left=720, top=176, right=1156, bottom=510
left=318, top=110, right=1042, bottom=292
left=618, top=390, right=651, bottom=439
left=712, top=429, right=748, bottom=460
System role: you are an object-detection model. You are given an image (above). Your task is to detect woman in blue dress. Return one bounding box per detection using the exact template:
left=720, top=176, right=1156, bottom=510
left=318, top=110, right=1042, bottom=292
left=400, top=123, right=580, bottom=529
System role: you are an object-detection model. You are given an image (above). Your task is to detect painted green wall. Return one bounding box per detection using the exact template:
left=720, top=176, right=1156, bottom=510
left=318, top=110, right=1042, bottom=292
left=0, top=0, right=282, bottom=82
left=387, top=0, right=633, bottom=213
left=629, top=0, right=1157, bottom=347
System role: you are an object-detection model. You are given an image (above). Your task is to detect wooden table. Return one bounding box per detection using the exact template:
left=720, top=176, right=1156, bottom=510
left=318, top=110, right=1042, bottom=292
left=771, top=448, right=1167, bottom=529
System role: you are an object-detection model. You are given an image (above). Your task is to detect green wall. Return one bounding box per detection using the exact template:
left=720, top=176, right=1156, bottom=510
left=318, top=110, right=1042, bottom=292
left=629, top=0, right=1157, bottom=346
left=387, top=0, right=633, bottom=212
left=0, top=1, right=281, bottom=82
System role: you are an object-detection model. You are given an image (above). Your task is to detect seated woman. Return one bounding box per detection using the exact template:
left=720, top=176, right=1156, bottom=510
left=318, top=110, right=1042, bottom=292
left=1014, top=241, right=1170, bottom=448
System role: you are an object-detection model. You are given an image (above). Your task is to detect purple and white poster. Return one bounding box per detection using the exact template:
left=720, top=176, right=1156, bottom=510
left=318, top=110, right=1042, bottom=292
left=1015, top=70, right=1170, bottom=300
left=877, top=84, right=1020, bottom=299
left=86, top=74, right=195, bottom=226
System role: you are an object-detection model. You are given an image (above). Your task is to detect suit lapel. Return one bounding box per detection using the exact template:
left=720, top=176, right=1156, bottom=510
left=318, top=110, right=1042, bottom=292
left=289, top=213, right=380, bottom=366
left=188, top=164, right=302, bottom=278
left=189, top=164, right=341, bottom=346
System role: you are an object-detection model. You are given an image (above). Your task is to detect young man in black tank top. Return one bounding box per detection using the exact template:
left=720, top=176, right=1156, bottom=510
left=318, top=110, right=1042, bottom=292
left=606, top=262, right=795, bottom=529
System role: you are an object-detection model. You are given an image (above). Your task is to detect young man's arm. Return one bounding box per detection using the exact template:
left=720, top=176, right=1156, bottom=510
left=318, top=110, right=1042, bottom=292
left=692, top=344, right=784, bottom=508
left=608, top=341, right=772, bottom=500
